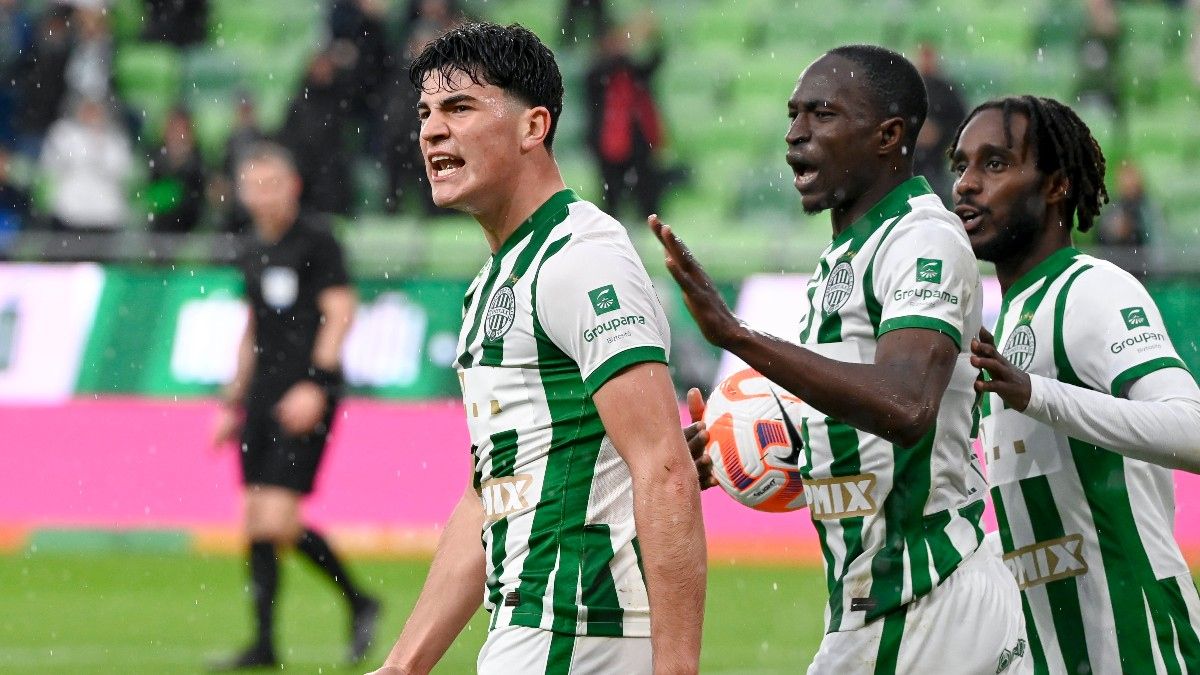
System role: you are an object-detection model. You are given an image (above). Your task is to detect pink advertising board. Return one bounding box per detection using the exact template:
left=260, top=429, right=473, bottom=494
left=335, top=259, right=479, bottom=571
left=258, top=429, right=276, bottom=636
left=1, top=398, right=1198, bottom=563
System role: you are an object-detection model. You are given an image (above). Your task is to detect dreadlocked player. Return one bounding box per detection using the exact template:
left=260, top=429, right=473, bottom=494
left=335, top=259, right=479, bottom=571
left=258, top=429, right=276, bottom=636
left=951, top=95, right=1200, bottom=674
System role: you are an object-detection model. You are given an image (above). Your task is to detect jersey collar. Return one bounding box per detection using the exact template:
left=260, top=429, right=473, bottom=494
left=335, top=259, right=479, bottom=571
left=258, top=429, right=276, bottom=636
left=1002, top=246, right=1081, bottom=302
left=832, top=176, right=934, bottom=248
left=494, top=189, right=580, bottom=259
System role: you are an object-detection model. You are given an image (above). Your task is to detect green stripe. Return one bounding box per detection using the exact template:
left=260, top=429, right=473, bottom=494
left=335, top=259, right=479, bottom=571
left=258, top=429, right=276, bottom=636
left=583, top=345, right=667, bottom=396
left=1161, top=576, right=1200, bottom=669
left=580, top=524, right=623, bottom=635
left=1110, top=356, right=1189, bottom=397
left=544, top=630, right=576, bottom=675
left=815, top=224, right=879, bottom=344
left=801, top=419, right=842, bottom=618
left=485, top=430, right=520, bottom=615
left=861, top=219, right=902, bottom=335
left=873, top=605, right=908, bottom=675
left=877, top=315, right=961, bottom=348
left=867, top=424, right=935, bottom=624
left=824, top=420, right=864, bottom=631
left=1051, top=265, right=1093, bottom=388
left=923, top=500, right=986, bottom=583
left=992, top=490, right=1051, bottom=675
left=1018, top=476, right=1092, bottom=674
left=480, top=214, right=566, bottom=367
left=798, top=257, right=831, bottom=344
left=458, top=259, right=506, bottom=369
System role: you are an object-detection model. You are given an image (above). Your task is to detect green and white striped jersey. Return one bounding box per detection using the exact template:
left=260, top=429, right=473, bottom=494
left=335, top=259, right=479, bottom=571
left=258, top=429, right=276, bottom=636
left=979, top=247, right=1200, bottom=674
left=793, top=177, right=988, bottom=633
left=456, top=189, right=670, bottom=638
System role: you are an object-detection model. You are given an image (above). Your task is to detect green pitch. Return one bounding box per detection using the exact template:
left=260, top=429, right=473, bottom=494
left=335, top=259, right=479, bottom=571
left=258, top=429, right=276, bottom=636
left=0, top=550, right=826, bottom=674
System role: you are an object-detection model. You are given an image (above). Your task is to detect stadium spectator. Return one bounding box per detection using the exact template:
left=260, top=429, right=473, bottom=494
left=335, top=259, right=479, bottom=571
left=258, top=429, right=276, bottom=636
left=584, top=16, right=668, bottom=221
left=0, top=145, right=30, bottom=245
left=380, top=28, right=439, bottom=216
left=913, top=42, right=967, bottom=206
left=279, top=51, right=354, bottom=216
left=560, top=0, right=609, bottom=45
left=1096, top=162, right=1161, bottom=276
left=213, top=95, right=266, bottom=233
left=656, top=44, right=1027, bottom=672
left=210, top=142, right=379, bottom=670
left=399, top=0, right=466, bottom=47
left=40, top=97, right=133, bottom=232
left=13, top=6, right=73, bottom=156
left=63, top=5, right=115, bottom=105
left=328, top=0, right=394, bottom=137
left=0, top=0, right=34, bottom=147
left=142, top=0, right=209, bottom=47
left=146, top=106, right=206, bottom=233
left=1077, top=0, right=1122, bottom=119
left=952, top=94, right=1200, bottom=673
left=371, top=23, right=706, bottom=674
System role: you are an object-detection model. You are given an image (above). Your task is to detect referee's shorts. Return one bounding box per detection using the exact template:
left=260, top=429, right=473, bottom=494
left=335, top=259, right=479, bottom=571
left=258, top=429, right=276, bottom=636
left=239, top=397, right=339, bottom=495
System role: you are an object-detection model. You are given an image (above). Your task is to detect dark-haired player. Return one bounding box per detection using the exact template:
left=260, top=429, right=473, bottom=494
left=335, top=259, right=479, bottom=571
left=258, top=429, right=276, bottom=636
left=951, top=95, right=1200, bottom=673
left=369, top=23, right=705, bottom=675
left=209, top=142, right=380, bottom=670
left=653, top=45, right=1026, bottom=673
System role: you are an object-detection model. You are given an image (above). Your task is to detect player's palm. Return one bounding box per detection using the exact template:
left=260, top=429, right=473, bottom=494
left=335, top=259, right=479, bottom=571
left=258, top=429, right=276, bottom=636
left=275, top=381, right=327, bottom=436
left=648, top=215, right=743, bottom=349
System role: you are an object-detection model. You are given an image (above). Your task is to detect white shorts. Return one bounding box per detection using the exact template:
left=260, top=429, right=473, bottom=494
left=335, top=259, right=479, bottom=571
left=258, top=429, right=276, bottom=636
left=808, top=542, right=1030, bottom=675
left=477, top=625, right=652, bottom=675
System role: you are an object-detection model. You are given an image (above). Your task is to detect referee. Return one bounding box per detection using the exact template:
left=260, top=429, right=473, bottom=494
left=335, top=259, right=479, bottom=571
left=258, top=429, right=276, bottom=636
left=211, top=142, right=379, bottom=670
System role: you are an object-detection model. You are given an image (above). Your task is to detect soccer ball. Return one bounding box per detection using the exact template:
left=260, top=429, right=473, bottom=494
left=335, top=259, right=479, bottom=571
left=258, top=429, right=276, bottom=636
left=703, top=368, right=806, bottom=512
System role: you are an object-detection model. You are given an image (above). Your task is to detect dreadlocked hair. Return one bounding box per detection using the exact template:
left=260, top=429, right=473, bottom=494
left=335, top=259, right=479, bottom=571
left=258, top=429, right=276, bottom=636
left=948, top=95, right=1109, bottom=232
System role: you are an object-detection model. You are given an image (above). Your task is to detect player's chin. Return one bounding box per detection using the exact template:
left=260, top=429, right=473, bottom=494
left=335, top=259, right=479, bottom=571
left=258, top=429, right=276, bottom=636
left=799, top=191, right=829, bottom=215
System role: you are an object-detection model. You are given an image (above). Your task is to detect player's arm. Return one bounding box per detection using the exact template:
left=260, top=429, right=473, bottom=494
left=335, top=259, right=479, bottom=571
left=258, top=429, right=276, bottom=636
left=212, top=309, right=255, bottom=447
left=650, top=215, right=960, bottom=448
left=370, top=485, right=486, bottom=675
left=593, top=362, right=706, bottom=675
left=276, top=285, right=356, bottom=435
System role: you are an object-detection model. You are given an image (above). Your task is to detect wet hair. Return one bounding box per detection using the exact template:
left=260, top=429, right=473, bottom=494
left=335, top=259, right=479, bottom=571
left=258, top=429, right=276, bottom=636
left=409, top=22, right=564, bottom=149
left=825, top=44, right=928, bottom=158
left=949, top=95, right=1108, bottom=232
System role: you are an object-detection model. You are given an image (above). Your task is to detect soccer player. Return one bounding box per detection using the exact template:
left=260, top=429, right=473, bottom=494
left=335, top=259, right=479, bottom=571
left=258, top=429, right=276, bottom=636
left=368, top=23, right=706, bottom=675
left=210, top=142, right=380, bottom=670
left=653, top=45, right=1027, bottom=673
left=951, top=95, right=1200, bottom=673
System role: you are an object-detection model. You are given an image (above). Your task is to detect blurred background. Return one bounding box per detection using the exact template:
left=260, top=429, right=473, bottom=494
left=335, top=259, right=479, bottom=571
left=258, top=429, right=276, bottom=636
left=1, top=0, right=1199, bottom=672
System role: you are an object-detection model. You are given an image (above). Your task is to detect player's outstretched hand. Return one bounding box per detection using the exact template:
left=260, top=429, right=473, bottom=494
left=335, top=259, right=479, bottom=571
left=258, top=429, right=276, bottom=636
left=970, top=327, right=1031, bottom=411
left=683, top=388, right=717, bottom=490
left=648, top=214, right=745, bottom=349
left=276, top=380, right=328, bottom=436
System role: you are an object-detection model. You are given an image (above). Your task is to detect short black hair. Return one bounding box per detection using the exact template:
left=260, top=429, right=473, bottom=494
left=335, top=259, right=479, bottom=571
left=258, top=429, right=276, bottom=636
left=949, top=96, right=1109, bottom=233
left=409, top=22, right=564, bottom=149
left=825, top=44, right=928, bottom=157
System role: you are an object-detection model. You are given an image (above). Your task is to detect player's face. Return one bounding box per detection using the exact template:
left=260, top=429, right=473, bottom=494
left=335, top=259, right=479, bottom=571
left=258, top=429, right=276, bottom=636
left=785, top=55, right=881, bottom=215
left=417, top=69, right=528, bottom=213
left=238, top=156, right=302, bottom=232
left=950, top=109, right=1047, bottom=264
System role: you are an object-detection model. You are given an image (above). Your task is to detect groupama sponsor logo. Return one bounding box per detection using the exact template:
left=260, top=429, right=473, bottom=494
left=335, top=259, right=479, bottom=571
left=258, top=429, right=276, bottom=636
left=916, top=257, right=943, bottom=283
left=893, top=287, right=960, bottom=305
left=583, top=314, right=646, bottom=342
left=1110, top=331, right=1168, bottom=354
left=1121, top=306, right=1149, bottom=330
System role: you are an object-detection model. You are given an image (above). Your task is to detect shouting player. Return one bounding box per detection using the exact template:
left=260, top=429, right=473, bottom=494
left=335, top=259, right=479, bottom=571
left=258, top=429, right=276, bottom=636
left=369, top=23, right=706, bottom=675
left=951, top=95, right=1200, bottom=673
left=654, top=44, right=1027, bottom=673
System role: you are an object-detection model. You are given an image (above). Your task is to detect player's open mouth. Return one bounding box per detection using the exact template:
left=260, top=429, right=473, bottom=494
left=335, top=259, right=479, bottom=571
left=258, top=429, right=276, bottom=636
left=954, top=204, right=984, bottom=233
left=787, top=155, right=819, bottom=191
left=429, top=154, right=465, bottom=178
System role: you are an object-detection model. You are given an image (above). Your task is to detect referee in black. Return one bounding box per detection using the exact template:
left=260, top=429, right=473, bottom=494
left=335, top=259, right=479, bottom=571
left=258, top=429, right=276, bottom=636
left=211, top=142, right=380, bottom=670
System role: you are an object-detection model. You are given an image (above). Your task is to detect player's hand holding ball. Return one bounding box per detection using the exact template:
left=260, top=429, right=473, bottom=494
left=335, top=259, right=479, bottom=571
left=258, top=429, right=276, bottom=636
left=684, top=388, right=717, bottom=490
left=275, top=380, right=328, bottom=436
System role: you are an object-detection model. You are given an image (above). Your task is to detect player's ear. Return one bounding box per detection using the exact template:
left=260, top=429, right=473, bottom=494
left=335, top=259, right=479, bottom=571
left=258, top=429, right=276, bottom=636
left=1044, top=170, right=1070, bottom=206
left=878, top=116, right=905, bottom=156
left=521, top=105, right=552, bottom=152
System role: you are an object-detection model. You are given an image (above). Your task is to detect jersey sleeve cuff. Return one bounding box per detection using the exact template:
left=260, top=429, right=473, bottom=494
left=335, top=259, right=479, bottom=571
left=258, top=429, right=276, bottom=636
left=1109, top=356, right=1190, bottom=397
left=584, top=345, right=668, bottom=396
left=877, top=316, right=963, bottom=349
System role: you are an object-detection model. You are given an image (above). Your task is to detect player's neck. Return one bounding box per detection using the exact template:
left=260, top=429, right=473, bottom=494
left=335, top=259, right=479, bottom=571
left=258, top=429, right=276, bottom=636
left=829, top=168, right=911, bottom=237
left=476, top=160, right=566, bottom=254
left=254, top=207, right=299, bottom=244
left=995, top=219, right=1073, bottom=294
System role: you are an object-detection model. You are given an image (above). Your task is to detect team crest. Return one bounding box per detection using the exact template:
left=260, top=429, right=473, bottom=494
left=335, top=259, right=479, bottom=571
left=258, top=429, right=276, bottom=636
left=822, top=261, right=855, bottom=315
left=483, top=286, right=517, bottom=340
left=1002, top=324, right=1037, bottom=372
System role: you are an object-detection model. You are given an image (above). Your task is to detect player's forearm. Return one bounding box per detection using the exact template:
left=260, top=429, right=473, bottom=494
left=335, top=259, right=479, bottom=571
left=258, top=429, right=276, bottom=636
left=1025, top=370, right=1200, bottom=473
left=727, top=328, right=940, bottom=447
left=630, top=446, right=707, bottom=674
left=382, top=490, right=486, bottom=674
left=312, top=286, right=356, bottom=370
